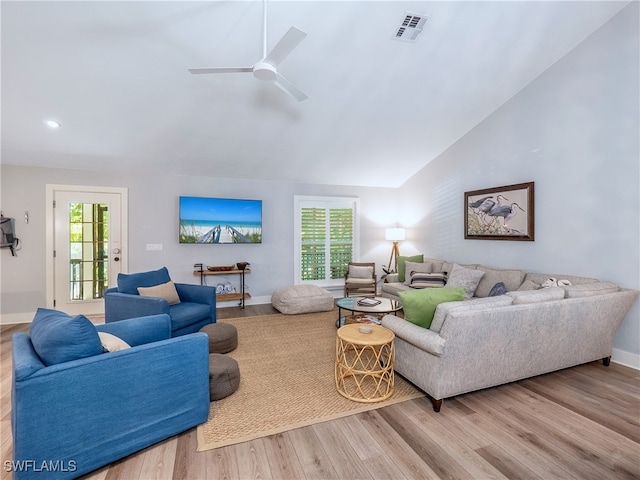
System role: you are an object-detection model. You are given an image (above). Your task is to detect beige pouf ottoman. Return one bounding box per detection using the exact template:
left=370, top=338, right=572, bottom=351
left=271, top=284, right=334, bottom=314
left=200, top=323, right=238, bottom=353
left=208, top=353, right=240, bottom=401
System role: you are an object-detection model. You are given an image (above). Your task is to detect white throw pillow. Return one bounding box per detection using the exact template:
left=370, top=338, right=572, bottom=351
left=98, top=332, right=131, bottom=352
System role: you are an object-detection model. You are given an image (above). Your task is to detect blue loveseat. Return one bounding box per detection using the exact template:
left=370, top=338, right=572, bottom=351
left=11, top=309, right=210, bottom=480
left=104, top=266, right=216, bottom=336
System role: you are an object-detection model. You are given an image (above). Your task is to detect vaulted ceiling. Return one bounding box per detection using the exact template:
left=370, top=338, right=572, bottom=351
left=1, top=1, right=629, bottom=187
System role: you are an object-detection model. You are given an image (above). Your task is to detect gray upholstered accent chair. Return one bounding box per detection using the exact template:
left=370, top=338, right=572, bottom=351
left=344, top=262, right=377, bottom=297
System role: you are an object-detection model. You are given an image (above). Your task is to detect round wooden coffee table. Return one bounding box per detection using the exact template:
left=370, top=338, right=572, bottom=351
left=335, top=324, right=395, bottom=403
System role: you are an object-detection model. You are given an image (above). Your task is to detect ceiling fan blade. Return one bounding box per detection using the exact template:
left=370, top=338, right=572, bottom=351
left=188, top=67, right=253, bottom=75
left=274, top=73, right=307, bottom=102
left=263, top=27, right=307, bottom=66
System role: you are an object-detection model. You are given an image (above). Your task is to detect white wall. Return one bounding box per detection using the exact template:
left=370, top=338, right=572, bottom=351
left=398, top=3, right=639, bottom=362
left=0, top=165, right=399, bottom=321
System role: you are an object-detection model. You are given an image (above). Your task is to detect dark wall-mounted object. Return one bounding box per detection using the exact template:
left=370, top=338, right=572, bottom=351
left=0, top=215, right=20, bottom=256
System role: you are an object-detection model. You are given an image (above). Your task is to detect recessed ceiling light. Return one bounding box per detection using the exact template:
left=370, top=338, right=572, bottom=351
left=45, top=120, right=61, bottom=128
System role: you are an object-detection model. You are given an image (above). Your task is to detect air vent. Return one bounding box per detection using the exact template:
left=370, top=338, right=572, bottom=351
left=393, top=12, right=428, bottom=42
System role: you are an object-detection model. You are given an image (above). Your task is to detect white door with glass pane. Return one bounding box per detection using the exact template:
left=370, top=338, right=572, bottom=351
left=49, top=187, right=127, bottom=315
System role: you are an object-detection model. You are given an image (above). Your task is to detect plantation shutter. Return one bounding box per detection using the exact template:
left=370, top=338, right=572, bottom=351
left=296, top=197, right=358, bottom=285
left=300, top=207, right=326, bottom=281
left=329, top=208, right=353, bottom=280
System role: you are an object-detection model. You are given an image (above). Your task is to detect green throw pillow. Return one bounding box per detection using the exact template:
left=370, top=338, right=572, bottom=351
left=399, top=287, right=465, bottom=329
left=397, top=254, right=424, bottom=282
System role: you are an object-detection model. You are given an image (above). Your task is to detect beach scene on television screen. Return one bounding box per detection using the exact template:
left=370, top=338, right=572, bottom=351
left=180, top=197, right=262, bottom=244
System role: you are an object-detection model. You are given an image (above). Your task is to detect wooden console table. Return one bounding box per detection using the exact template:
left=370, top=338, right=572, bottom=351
left=193, top=268, right=251, bottom=308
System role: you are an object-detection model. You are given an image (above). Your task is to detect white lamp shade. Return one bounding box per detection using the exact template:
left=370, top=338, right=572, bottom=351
left=385, top=228, right=405, bottom=241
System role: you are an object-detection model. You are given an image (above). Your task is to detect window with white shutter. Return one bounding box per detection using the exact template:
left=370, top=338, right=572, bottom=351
left=294, top=196, right=359, bottom=286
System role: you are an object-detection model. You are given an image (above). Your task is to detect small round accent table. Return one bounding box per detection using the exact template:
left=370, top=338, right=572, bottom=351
left=335, top=324, right=395, bottom=403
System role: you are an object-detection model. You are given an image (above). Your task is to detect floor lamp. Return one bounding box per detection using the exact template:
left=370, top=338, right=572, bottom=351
left=385, top=227, right=405, bottom=272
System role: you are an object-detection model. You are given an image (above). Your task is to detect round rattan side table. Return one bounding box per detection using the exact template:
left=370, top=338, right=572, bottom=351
left=335, top=324, right=395, bottom=403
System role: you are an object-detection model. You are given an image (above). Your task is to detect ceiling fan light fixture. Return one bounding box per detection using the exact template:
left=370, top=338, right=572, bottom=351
left=253, top=62, right=277, bottom=81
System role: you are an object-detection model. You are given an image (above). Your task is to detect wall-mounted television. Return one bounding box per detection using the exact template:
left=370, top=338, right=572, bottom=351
left=179, top=196, right=262, bottom=244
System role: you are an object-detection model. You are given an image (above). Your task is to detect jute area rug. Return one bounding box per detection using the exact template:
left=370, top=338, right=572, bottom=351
left=197, top=309, right=424, bottom=451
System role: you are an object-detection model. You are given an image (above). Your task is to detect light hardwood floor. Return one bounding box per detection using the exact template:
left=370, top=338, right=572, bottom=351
left=2, top=305, right=639, bottom=480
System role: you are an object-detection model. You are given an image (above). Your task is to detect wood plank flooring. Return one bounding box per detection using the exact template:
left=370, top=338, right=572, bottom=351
left=1, top=304, right=639, bottom=479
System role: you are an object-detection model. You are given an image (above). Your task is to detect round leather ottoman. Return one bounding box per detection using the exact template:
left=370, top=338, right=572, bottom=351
left=200, top=323, right=238, bottom=353
left=208, top=353, right=240, bottom=401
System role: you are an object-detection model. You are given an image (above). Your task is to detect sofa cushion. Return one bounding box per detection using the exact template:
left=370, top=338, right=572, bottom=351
left=524, top=272, right=598, bottom=286
left=397, top=254, right=424, bottom=283
left=441, top=261, right=453, bottom=275
left=169, top=302, right=213, bottom=331
left=399, top=287, right=465, bottom=329
left=346, top=277, right=375, bottom=285
left=403, top=261, right=433, bottom=285
left=30, top=308, right=103, bottom=366
left=564, top=282, right=619, bottom=298
left=474, top=266, right=526, bottom=297
left=137, top=280, right=181, bottom=305
left=446, top=264, right=485, bottom=299
left=409, top=273, right=448, bottom=289
left=442, top=262, right=478, bottom=275
left=381, top=282, right=409, bottom=298
left=117, top=267, right=172, bottom=295
left=507, top=287, right=565, bottom=304
left=422, top=258, right=445, bottom=273
left=518, top=279, right=541, bottom=291
left=430, top=295, right=514, bottom=333
left=98, top=332, right=131, bottom=352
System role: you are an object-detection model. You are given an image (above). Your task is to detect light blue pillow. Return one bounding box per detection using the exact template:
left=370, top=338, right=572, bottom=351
left=117, top=266, right=172, bottom=295
left=29, top=308, right=103, bottom=366
left=399, top=287, right=465, bottom=329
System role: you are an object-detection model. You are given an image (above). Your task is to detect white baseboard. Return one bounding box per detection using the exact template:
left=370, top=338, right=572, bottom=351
left=611, top=348, right=640, bottom=370
left=215, top=295, right=273, bottom=307
left=0, top=312, right=34, bottom=325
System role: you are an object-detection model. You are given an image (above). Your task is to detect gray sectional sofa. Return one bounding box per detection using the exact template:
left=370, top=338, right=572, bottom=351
left=380, top=257, right=639, bottom=411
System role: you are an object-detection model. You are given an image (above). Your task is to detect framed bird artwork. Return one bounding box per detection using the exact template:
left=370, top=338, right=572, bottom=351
left=465, top=182, right=535, bottom=241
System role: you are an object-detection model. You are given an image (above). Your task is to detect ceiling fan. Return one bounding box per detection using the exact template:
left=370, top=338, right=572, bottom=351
left=188, top=0, right=307, bottom=101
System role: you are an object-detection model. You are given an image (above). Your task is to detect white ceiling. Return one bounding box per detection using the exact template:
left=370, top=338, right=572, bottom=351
left=1, top=1, right=629, bottom=187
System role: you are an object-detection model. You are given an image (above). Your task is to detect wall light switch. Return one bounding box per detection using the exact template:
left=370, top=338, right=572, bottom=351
left=146, top=243, right=163, bottom=251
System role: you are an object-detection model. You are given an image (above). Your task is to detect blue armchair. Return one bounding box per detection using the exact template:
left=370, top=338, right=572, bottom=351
left=11, top=309, right=210, bottom=480
left=104, top=266, right=216, bottom=336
